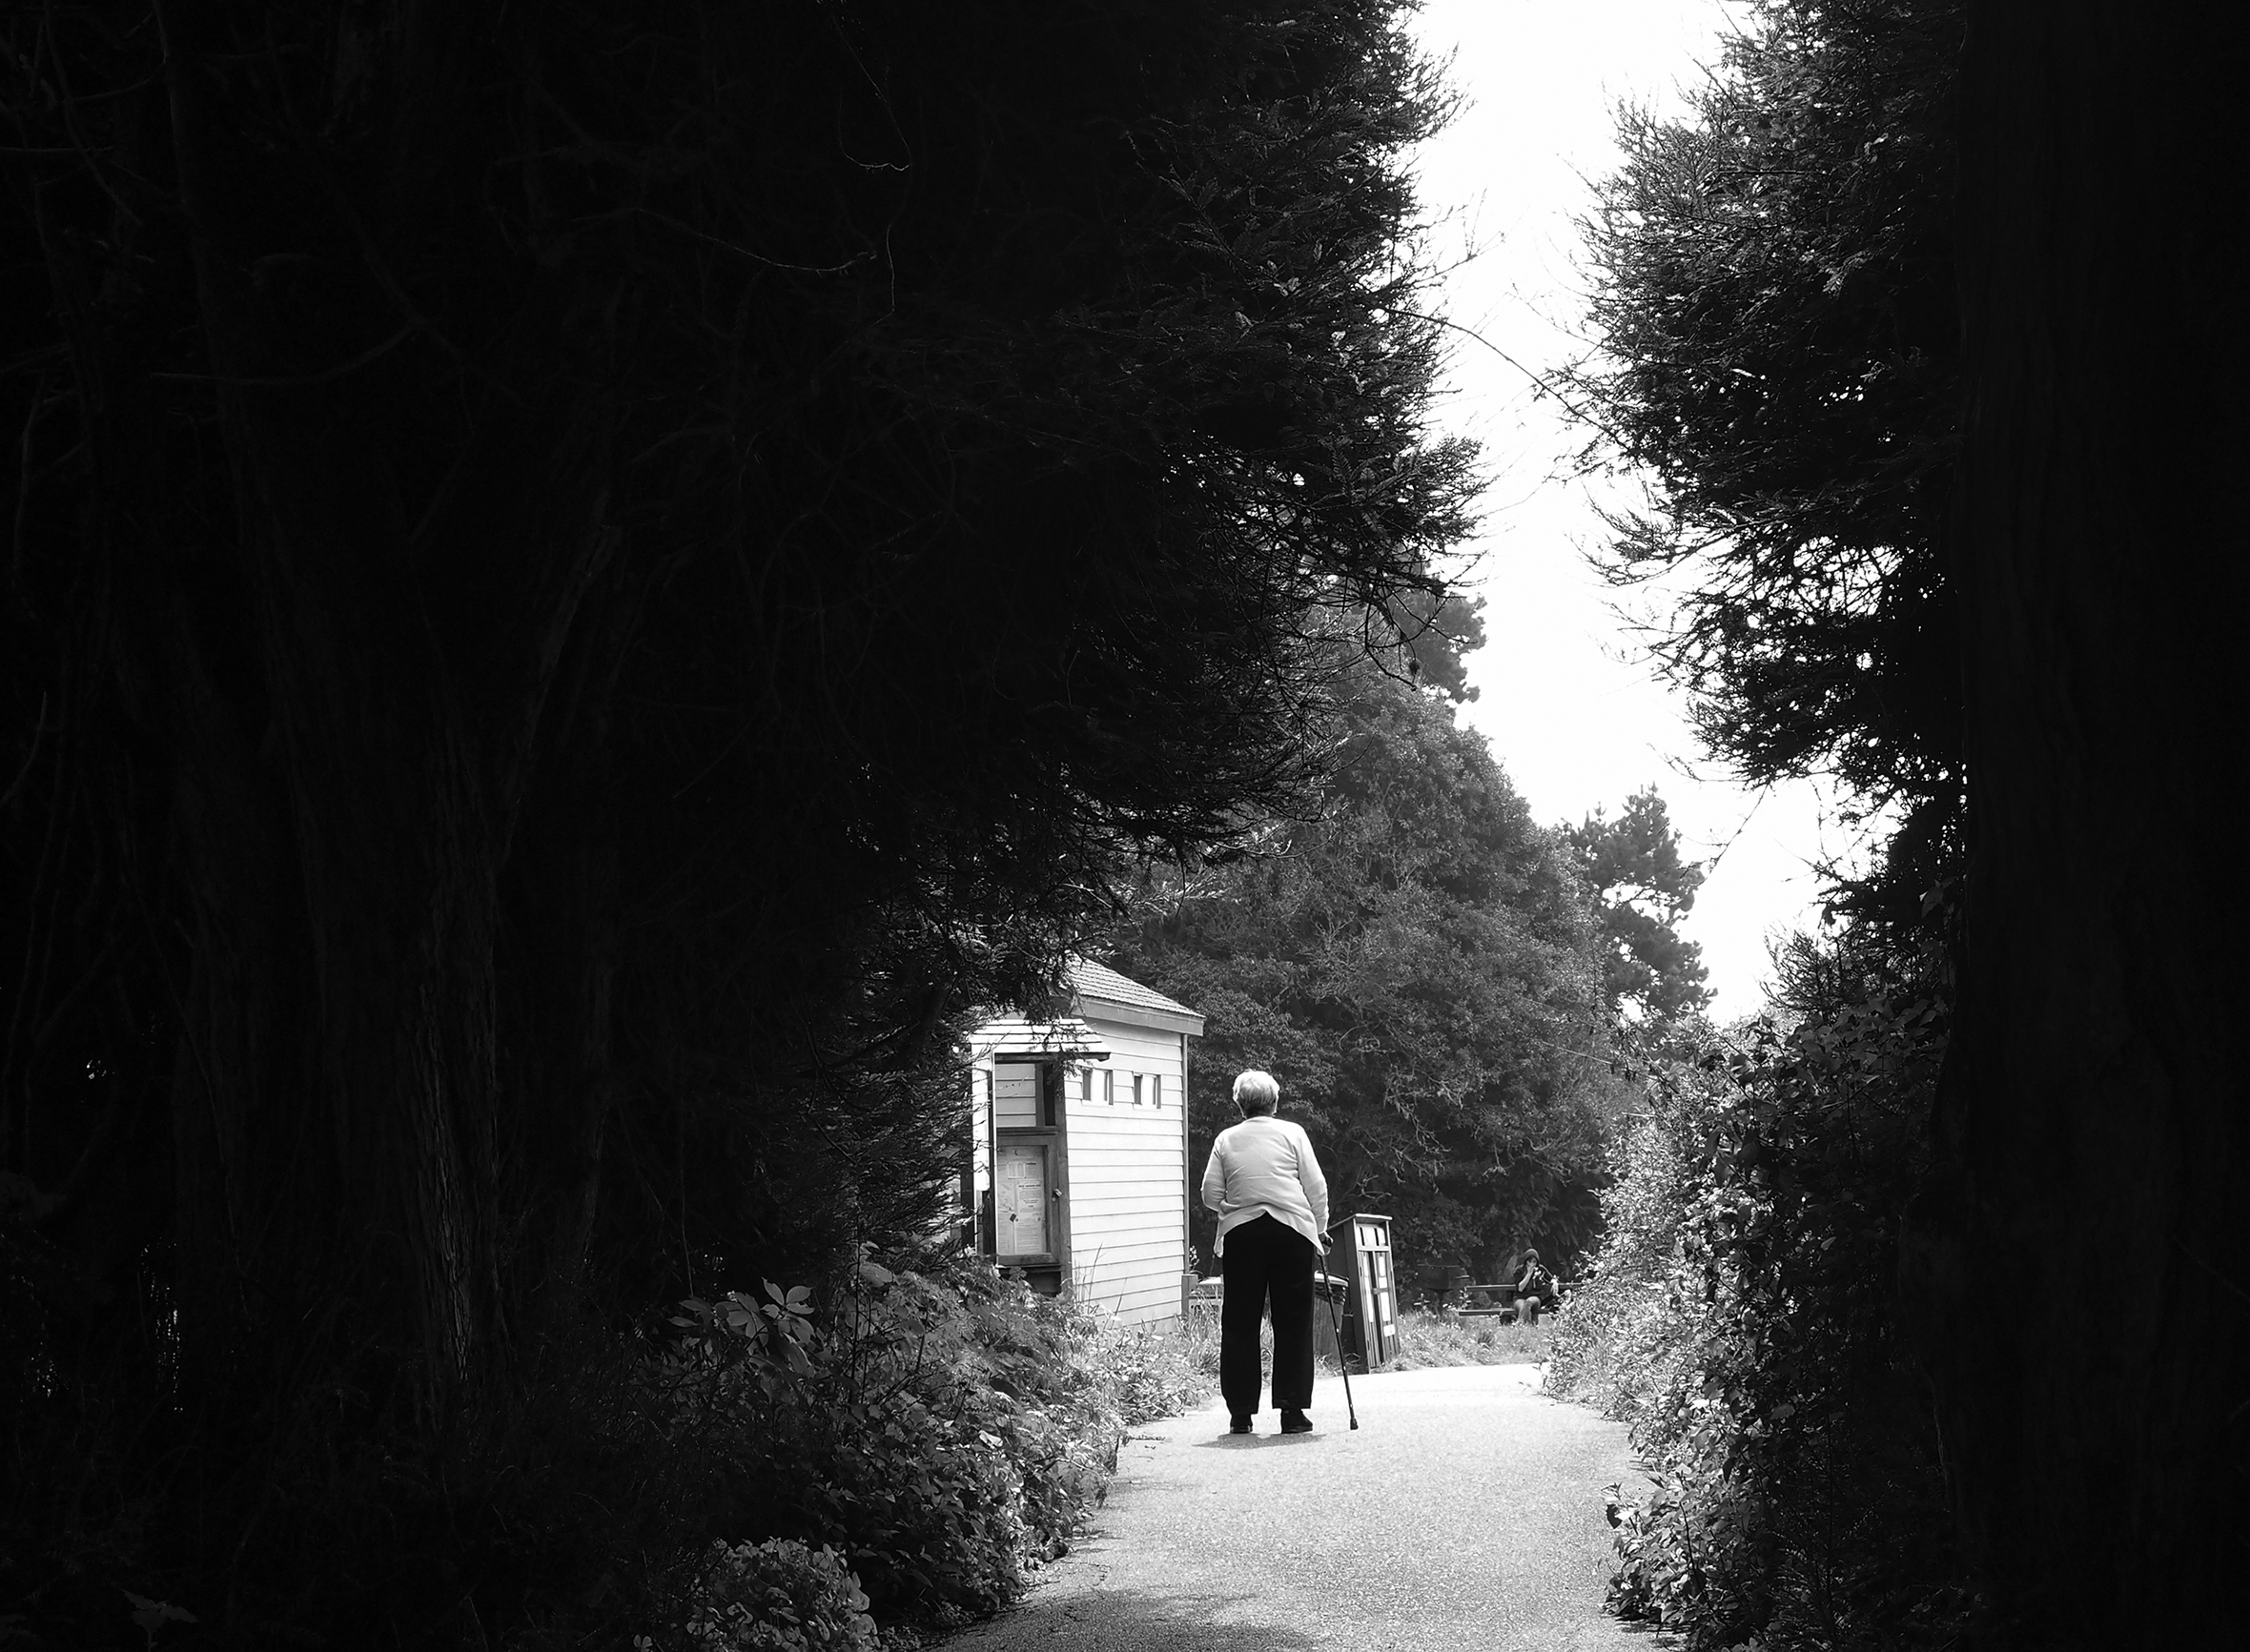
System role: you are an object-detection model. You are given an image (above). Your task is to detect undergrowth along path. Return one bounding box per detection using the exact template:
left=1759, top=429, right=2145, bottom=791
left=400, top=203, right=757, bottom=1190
left=941, top=1363, right=1650, bottom=1651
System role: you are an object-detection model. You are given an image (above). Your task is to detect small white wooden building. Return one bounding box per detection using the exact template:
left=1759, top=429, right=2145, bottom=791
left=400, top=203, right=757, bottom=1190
left=964, top=959, right=1205, bottom=1325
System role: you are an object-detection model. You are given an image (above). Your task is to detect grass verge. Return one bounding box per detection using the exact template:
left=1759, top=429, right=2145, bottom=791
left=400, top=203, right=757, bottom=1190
left=1380, top=1308, right=1553, bottom=1369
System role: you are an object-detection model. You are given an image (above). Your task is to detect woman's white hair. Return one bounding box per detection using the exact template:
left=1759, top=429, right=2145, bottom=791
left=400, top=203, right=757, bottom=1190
left=1232, top=1069, right=1279, bottom=1113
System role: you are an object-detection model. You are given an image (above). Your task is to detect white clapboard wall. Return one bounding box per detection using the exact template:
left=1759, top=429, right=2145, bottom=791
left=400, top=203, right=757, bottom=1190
left=965, top=962, right=1201, bottom=1327
left=1058, top=1013, right=1188, bottom=1326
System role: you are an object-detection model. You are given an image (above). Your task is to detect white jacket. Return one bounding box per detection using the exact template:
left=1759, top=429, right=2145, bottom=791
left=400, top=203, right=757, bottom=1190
left=1199, top=1114, right=1330, bottom=1257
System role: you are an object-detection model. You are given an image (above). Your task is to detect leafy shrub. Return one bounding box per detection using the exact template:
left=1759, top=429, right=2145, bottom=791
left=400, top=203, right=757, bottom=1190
left=0, top=1250, right=1205, bottom=1651
left=657, top=1256, right=1124, bottom=1630
left=1550, top=952, right=1973, bottom=1651
left=685, top=1540, right=879, bottom=1651
left=1547, top=1106, right=1688, bottom=1419
left=1073, top=1315, right=1217, bottom=1426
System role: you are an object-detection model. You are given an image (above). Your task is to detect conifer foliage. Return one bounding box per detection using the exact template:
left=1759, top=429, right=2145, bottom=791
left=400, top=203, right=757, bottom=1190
left=1548, top=4, right=1981, bottom=1645
left=1565, top=787, right=1712, bottom=1024
left=1572, top=0, right=1964, bottom=929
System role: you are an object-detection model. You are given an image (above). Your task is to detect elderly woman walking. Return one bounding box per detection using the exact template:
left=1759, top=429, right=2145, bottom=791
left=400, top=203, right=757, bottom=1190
left=1199, top=1069, right=1330, bottom=1435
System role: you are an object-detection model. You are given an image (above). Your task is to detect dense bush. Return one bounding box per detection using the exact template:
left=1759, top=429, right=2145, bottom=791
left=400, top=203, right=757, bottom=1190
left=652, top=1255, right=1150, bottom=1640
left=1545, top=1108, right=1688, bottom=1422
left=3, top=1250, right=1202, bottom=1650
left=1549, top=942, right=1973, bottom=1650
left=683, top=1540, right=880, bottom=1652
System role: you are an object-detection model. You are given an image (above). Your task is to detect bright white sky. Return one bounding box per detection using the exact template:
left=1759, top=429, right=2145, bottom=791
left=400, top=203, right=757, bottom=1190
left=1403, top=0, right=1866, bottom=1023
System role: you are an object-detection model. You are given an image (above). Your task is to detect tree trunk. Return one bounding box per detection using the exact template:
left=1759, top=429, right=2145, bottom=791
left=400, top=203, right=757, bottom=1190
left=502, top=575, right=634, bottom=1331
left=1903, top=2, right=2250, bottom=1641
left=153, top=1, right=614, bottom=1415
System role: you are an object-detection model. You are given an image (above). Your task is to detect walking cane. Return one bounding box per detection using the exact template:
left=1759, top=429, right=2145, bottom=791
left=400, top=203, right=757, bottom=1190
left=1319, top=1239, right=1360, bottom=1431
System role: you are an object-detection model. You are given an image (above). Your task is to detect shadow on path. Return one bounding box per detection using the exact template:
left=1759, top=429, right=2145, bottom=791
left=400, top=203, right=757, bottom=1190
left=942, top=1589, right=1320, bottom=1652
left=1186, top=1432, right=1328, bottom=1451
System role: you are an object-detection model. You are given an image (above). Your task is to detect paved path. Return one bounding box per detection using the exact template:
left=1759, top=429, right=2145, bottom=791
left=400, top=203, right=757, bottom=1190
left=942, top=1364, right=1652, bottom=1652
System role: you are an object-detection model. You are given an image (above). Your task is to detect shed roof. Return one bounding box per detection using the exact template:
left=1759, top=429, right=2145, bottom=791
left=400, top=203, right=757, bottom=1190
left=1070, top=956, right=1202, bottom=1023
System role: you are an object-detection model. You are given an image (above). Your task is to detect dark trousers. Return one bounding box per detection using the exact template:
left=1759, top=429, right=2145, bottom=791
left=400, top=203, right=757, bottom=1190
left=1219, top=1214, right=1316, bottom=1416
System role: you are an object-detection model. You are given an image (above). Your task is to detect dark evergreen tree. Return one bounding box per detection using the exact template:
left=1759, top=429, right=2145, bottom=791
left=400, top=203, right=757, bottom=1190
left=1571, top=0, right=1965, bottom=931
left=1553, top=7, right=1980, bottom=1645
left=0, top=2, right=1474, bottom=1639
left=1902, top=2, right=2250, bottom=1643
left=1562, top=0, right=2250, bottom=1642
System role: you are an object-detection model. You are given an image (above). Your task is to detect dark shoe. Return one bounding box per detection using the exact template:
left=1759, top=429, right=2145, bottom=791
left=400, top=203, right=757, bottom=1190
left=1228, top=1415, right=1253, bottom=1435
left=1279, top=1410, right=1312, bottom=1434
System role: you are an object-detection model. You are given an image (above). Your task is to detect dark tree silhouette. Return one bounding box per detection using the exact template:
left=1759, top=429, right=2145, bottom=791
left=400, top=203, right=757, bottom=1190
left=1565, top=2, right=2250, bottom=1640
left=1, top=2, right=1473, bottom=1638
left=1902, top=2, right=2250, bottom=1642
left=1572, top=0, right=1965, bottom=932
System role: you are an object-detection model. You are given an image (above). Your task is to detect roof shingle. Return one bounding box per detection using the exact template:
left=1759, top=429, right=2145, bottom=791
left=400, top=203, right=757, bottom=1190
left=1069, top=956, right=1200, bottom=1019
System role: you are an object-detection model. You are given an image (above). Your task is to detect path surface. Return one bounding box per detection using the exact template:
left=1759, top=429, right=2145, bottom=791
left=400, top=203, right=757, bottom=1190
left=943, top=1364, right=1651, bottom=1652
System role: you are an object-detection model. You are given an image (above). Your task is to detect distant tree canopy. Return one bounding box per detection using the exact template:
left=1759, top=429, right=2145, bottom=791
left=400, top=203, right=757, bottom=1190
left=1, top=1, right=1470, bottom=1633
left=1109, top=654, right=1621, bottom=1278
left=1565, top=787, right=1712, bottom=1024
left=1571, top=0, right=1965, bottom=929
